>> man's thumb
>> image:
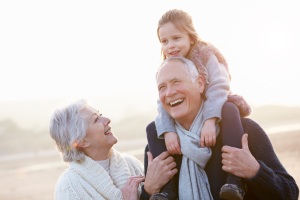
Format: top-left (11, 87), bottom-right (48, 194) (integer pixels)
top-left (147, 151), bottom-right (153, 164)
top-left (242, 133), bottom-right (249, 151)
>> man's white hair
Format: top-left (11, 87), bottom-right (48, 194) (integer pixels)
top-left (49, 99), bottom-right (88, 162)
top-left (156, 57), bottom-right (200, 82)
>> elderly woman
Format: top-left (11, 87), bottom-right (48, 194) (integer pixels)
top-left (49, 99), bottom-right (177, 200)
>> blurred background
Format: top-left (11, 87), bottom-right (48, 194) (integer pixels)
top-left (0, 0), bottom-right (299, 199)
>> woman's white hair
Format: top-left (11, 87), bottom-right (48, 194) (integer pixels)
top-left (156, 57), bottom-right (200, 82)
top-left (49, 99), bottom-right (88, 162)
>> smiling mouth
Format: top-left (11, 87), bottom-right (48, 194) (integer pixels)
top-left (170, 50), bottom-right (180, 56)
top-left (169, 99), bottom-right (184, 107)
top-left (104, 128), bottom-right (111, 135)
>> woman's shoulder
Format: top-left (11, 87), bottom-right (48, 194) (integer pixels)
top-left (55, 168), bottom-right (75, 191)
top-left (122, 153), bottom-right (142, 165)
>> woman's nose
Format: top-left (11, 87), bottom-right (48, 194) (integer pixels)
top-left (104, 117), bottom-right (111, 126)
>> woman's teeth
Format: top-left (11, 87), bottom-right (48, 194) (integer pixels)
top-left (104, 129), bottom-right (111, 135)
top-left (170, 99), bottom-right (184, 107)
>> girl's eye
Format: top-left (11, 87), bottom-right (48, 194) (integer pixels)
top-left (161, 40), bottom-right (167, 44)
top-left (174, 37), bottom-right (180, 40)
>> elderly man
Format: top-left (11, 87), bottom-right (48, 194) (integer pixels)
top-left (141, 57), bottom-right (299, 200)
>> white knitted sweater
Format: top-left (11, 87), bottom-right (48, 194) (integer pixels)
top-left (55, 148), bottom-right (144, 200)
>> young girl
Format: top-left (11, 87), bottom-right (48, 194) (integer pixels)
top-left (146, 9), bottom-right (252, 200)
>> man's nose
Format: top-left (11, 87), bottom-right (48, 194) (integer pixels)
top-left (166, 86), bottom-right (177, 97)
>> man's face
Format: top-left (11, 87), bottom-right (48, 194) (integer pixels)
top-left (157, 60), bottom-right (204, 126)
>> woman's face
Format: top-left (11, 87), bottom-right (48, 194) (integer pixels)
top-left (81, 106), bottom-right (118, 150)
top-left (159, 22), bottom-right (194, 58)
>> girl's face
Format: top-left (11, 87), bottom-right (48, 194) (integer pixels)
top-left (159, 22), bottom-right (194, 58)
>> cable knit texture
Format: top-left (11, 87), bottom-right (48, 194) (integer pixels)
top-left (191, 43), bottom-right (252, 117)
top-left (54, 148), bottom-right (144, 200)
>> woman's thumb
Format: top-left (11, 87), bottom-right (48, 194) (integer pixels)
top-left (242, 133), bottom-right (249, 151)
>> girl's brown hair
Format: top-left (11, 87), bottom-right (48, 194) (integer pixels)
top-left (157, 9), bottom-right (207, 60)
top-left (157, 9), bottom-right (230, 81)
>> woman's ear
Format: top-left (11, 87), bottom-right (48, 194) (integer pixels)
top-left (76, 139), bottom-right (90, 148)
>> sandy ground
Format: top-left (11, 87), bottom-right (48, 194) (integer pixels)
top-left (0, 130), bottom-right (299, 200)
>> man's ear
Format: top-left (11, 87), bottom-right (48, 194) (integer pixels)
top-left (75, 139), bottom-right (90, 148)
top-left (195, 75), bottom-right (205, 93)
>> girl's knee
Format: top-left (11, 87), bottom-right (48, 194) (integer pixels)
top-left (146, 121), bottom-right (157, 140)
top-left (222, 102), bottom-right (240, 119)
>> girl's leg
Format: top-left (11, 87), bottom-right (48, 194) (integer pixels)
top-left (146, 121), bottom-right (179, 200)
top-left (220, 102), bottom-right (247, 200)
top-left (146, 121), bottom-right (182, 171)
top-left (146, 121), bottom-right (168, 158)
top-left (221, 102), bottom-right (244, 148)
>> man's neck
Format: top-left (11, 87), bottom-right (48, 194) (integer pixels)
top-left (176, 100), bottom-right (203, 130)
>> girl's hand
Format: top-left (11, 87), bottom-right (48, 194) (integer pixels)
top-left (121, 175), bottom-right (145, 200)
top-left (200, 118), bottom-right (217, 148)
top-left (164, 132), bottom-right (182, 155)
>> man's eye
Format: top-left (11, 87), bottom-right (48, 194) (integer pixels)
top-left (159, 86), bottom-right (165, 91)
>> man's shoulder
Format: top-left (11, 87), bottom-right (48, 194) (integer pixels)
top-left (240, 118), bottom-right (265, 135)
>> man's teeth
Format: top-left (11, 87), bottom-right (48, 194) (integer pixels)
top-left (170, 99), bottom-right (184, 106)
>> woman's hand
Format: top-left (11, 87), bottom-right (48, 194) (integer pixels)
top-left (164, 131), bottom-right (182, 155)
top-left (121, 175), bottom-right (145, 200)
top-left (200, 118), bottom-right (217, 148)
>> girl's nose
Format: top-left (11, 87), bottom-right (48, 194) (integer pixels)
top-left (168, 41), bottom-right (175, 49)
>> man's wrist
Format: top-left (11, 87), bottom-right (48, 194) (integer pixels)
top-left (247, 160), bottom-right (261, 178)
top-left (144, 181), bottom-right (160, 196)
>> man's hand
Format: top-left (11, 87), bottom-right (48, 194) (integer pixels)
top-left (221, 133), bottom-right (260, 178)
top-left (121, 175), bottom-right (145, 200)
top-left (200, 118), bottom-right (217, 148)
top-left (144, 151), bottom-right (178, 196)
top-left (165, 131), bottom-right (182, 155)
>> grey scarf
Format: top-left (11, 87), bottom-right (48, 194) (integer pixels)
top-left (175, 101), bottom-right (220, 200)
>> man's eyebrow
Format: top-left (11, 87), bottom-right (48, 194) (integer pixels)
top-left (157, 77), bottom-right (180, 88)
top-left (171, 77), bottom-right (180, 81)
top-left (157, 82), bottom-right (165, 88)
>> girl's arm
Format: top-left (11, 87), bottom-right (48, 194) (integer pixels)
top-left (155, 99), bottom-right (181, 154)
top-left (202, 54), bottom-right (230, 124)
top-left (155, 98), bottom-right (176, 139)
top-left (200, 54), bottom-right (230, 147)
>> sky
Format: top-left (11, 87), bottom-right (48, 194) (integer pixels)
top-left (1, 0), bottom-right (300, 107)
